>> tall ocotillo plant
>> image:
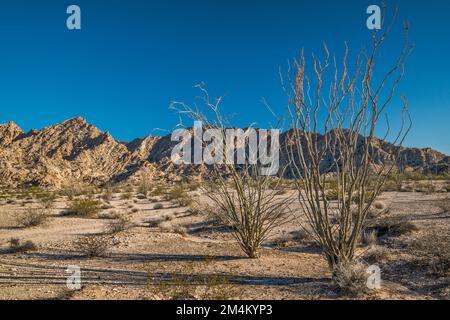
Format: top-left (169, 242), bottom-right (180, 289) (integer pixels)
top-left (283, 22), bottom-right (412, 269)
top-left (170, 84), bottom-right (293, 258)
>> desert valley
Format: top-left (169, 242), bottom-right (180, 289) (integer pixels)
top-left (0, 118), bottom-right (448, 300)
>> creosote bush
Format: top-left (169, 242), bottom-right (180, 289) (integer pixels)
top-left (64, 199), bottom-right (101, 217)
top-left (16, 208), bottom-right (48, 228)
top-left (74, 235), bottom-right (109, 257)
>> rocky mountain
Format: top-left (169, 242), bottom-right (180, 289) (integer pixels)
top-left (0, 117), bottom-right (448, 187)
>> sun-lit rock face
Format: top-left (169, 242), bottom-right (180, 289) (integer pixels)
top-left (0, 118), bottom-right (448, 187)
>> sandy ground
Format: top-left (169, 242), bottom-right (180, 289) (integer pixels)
top-left (0, 186), bottom-right (448, 300)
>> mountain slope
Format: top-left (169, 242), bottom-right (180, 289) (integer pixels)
top-left (0, 118), bottom-right (448, 187)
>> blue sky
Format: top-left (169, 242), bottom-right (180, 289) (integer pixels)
top-left (0, 0), bottom-right (449, 154)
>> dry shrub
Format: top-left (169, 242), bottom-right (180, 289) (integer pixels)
top-left (74, 235), bottom-right (109, 257)
top-left (148, 258), bottom-right (237, 300)
top-left (325, 186), bottom-right (340, 201)
top-left (367, 201), bottom-right (389, 218)
top-left (291, 229), bottom-right (311, 242)
top-left (97, 210), bottom-right (121, 220)
top-left (105, 215), bottom-right (132, 234)
top-left (16, 208), bottom-right (48, 228)
top-left (367, 217), bottom-right (419, 238)
top-left (120, 192), bottom-right (133, 200)
top-left (332, 262), bottom-right (370, 297)
top-left (153, 203), bottom-right (164, 210)
top-left (2, 238), bottom-right (37, 254)
top-left (136, 193), bottom-right (147, 200)
top-left (166, 186), bottom-right (192, 207)
top-left (37, 193), bottom-right (57, 209)
top-left (151, 185), bottom-right (167, 197)
top-left (65, 199), bottom-right (101, 217)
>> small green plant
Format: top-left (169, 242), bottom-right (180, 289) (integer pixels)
top-left (65, 199), bottom-right (101, 217)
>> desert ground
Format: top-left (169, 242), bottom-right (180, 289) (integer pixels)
top-left (0, 180), bottom-right (449, 300)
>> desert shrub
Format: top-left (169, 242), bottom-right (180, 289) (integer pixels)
top-left (101, 187), bottom-right (113, 201)
top-left (74, 235), bottom-right (109, 257)
top-left (150, 185), bottom-right (166, 197)
top-left (325, 186), bottom-right (340, 201)
top-left (136, 193), bottom-right (147, 200)
top-left (148, 258), bottom-right (237, 300)
top-left (332, 262), bottom-right (370, 297)
top-left (173, 225), bottom-right (187, 236)
top-left (2, 238), bottom-right (37, 254)
top-left (291, 229), bottom-right (311, 242)
top-left (97, 210), bottom-right (121, 220)
top-left (367, 217), bottom-right (419, 238)
top-left (120, 192), bottom-right (133, 200)
top-left (415, 182), bottom-right (436, 194)
top-left (16, 208), bottom-right (48, 228)
top-left (153, 203), bottom-right (164, 210)
top-left (65, 199), bottom-right (101, 217)
top-left (367, 201), bottom-right (389, 218)
top-left (37, 193), bottom-right (57, 209)
top-left (157, 221), bottom-right (174, 232)
top-left (105, 215), bottom-right (131, 234)
top-left (165, 186), bottom-right (192, 207)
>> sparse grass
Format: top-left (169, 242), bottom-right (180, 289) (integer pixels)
top-left (363, 245), bottom-right (389, 264)
top-left (74, 235), bottom-right (109, 257)
top-left (147, 258), bottom-right (237, 300)
top-left (64, 199), bottom-right (101, 217)
top-left (16, 208), bottom-right (48, 228)
top-left (409, 234), bottom-right (450, 278)
top-left (361, 230), bottom-right (378, 247)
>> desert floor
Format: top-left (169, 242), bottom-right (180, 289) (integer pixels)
top-left (0, 184), bottom-right (449, 300)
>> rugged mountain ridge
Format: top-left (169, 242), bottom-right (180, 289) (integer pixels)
top-left (0, 117), bottom-right (448, 187)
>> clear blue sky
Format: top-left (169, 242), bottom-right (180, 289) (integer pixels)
top-left (0, 0), bottom-right (449, 154)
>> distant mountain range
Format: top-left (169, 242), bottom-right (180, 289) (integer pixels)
top-left (0, 117), bottom-right (448, 187)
